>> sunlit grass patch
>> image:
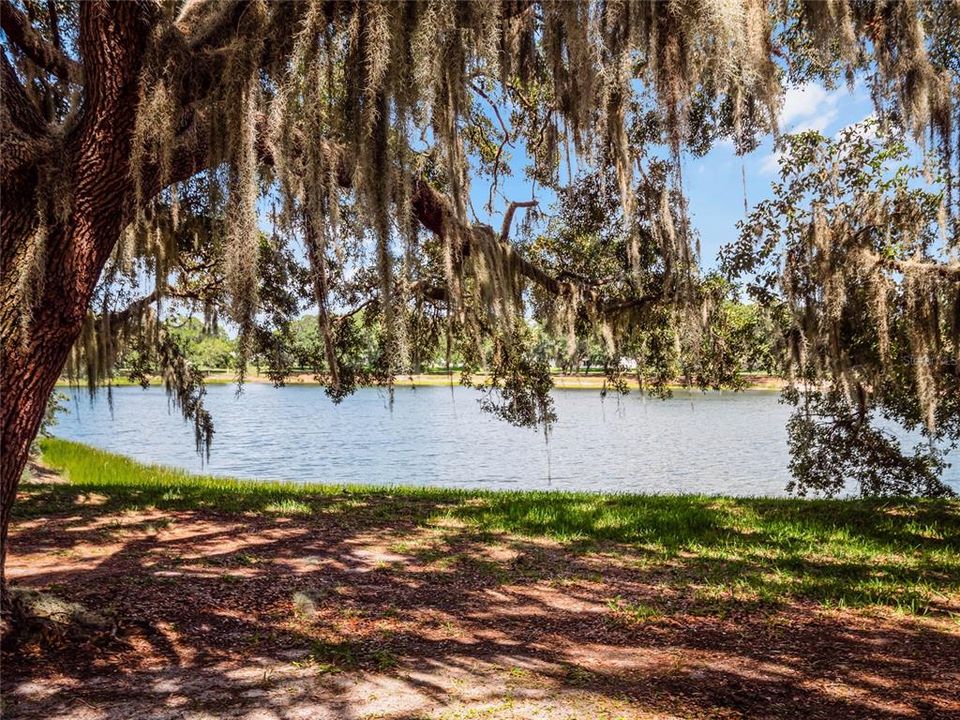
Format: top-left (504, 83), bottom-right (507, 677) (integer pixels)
top-left (606, 596), bottom-right (662, 623)
top-left (264, 499), bottom-right (313, 515)
top-left (25, 438), bottom-right (960, 615)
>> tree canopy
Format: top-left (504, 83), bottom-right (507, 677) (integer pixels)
top-left (1, 0), bottom-right (958, 508)
top-left (726, 122), bottom-right (959, 496)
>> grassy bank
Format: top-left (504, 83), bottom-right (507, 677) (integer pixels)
top-left (23, 437), bottom-right (960, 615)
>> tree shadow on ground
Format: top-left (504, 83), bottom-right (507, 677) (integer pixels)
top-left (3, 481), bottom-right (959, 719)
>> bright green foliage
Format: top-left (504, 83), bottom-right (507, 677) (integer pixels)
top-left (165, 316), bottom-right (236, 370)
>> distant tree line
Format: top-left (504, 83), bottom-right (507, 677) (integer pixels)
top-left (119, 297), bottom-right (781, 382)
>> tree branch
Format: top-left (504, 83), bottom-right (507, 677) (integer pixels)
top-left (865, 250), bottom-right (960, 278)
top-left (175, 0), bottom-right (254, 50)
top-left (407, 280), bottom-right (448, 303)
top-left (105, 288), bottom-right (162, 326)
top-left (500, 200), bottom-right (538, 242)
top-left (1, 0), bottom-right (82, 83)
top-left (0, 51), bottom-right (51, 179)
top-left (45, 0), bottom-right (62, 55)
top-left (852, 225), bottom-right (960, 278)
top-left (335, 297), bottom-right (377, 324)
top-left (100, 278), bottom-right (223, 329)
top-left (601, 294), bottom-right (661, 315)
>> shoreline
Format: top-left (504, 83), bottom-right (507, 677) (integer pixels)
top-left (56, 371), bottom-right (786, 391)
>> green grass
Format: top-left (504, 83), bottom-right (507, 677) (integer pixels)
top-left (54, 373), bottom-right (237, 388)
top-left (22, 438), bottom-right (960, 614)
top-left (607, 596), bottom-right (662, 623)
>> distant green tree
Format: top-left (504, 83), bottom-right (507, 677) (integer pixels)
top-left (717, 300), bottom-right (784, 376)
top-left (281, 312), bottom-right (381, 376)
top-left (166, 317), bottom-right (236, 370)
top-left (286, 315), bottom-right (323, 372)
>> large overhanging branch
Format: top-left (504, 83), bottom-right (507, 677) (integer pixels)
top-left (409, 176), bottom-right (663, 315)
top-left (96, 278), bottom-right (223, 330)
top-left (144, 113), bottom-right (584, 304)
top-left (0, 0), bottom-right (82, 83)
top-left (142, 111), bottom-right (663, 322)
top-left (839, 224), bottom-right (960, 279)
top-left (873, 253), bottom-right (960, 279)
top-left (98, 287), bottom-right (163, 328)
top-left (408, 177), bottom-right (566, 297)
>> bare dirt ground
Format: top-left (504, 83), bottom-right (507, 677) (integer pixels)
top-left (2, 480), bottom-right (958, 719)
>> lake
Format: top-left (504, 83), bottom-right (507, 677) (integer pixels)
top-left (51, 383), bottom-right (960, 496)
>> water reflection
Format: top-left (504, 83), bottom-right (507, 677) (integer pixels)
top-left (54, 383), bottom-right (959, 496)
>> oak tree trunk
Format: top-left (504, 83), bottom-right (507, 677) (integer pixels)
top-left (0, 1), bottom-right (152, 589)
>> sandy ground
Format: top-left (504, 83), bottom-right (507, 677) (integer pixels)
top-left (2, 480), bottom-right (958, 719)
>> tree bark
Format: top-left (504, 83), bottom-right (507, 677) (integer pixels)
top-left (0, 1), bottom-right (153, 588)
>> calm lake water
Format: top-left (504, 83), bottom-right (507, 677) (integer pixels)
top-left (53, 383), bottom-right (960, 496)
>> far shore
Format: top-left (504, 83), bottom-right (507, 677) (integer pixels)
top-left (56, 371), bottom-right (786, 391)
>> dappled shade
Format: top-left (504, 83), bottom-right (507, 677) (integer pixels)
top-left (5, 444), bottom-right (959, 718)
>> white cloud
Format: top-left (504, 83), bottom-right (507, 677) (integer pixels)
top-left (757, 83), bottom-right (852, 174)
top-left (759, 151), bottom-right (782, 175)
top-left (793, 107), bottom-right (839, 133)
top-left (779, 83), bottom-right (843, 133)
top-left (833, 113), bottom-right (878, 141)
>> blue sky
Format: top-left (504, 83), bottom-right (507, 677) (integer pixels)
top-left (467, 81), bottom-right (878, 270)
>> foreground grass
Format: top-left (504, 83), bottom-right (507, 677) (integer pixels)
top-left (22, 438), bottom-right (960, 615)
